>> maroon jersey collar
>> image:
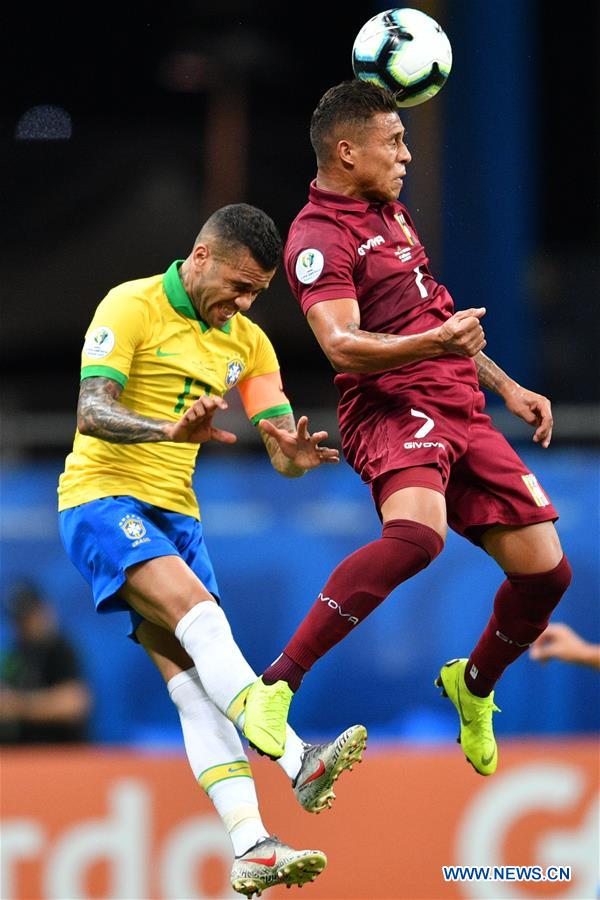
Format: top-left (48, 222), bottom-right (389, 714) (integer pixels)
top-left (309, 179), bottom-right (375, 212)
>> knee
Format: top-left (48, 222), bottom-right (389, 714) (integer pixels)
top-left (385, 518), bottom-right (445, 555)
top-left (383, 518), bottom-right (445, 574)
top-left (545, 553), bottom-right (573, 596)
top-left (500, 554), bottom-right (573, 633)
top-left (507, 553), bottom-right (572, 600)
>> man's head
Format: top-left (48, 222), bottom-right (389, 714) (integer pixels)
top-left (182, 204), bottom-right (282, 328)
top-left (4, 582), bottom-right (55, 641)
top-left (310, 80), bottom-right (411, 203)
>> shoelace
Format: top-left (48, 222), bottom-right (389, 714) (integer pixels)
top-left (260, 684), bottom-right (292, 726)
top-left (474, 701), bottom-right (501, 739)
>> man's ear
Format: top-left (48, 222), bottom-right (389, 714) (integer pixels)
top-left (192, 242), bottom-right (211, 269)
top-left (338, 139), bottom-right (355, 166)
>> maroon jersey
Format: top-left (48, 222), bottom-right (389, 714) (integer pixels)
top-left (285, 182), bottom-right (557, 537)
top-left (284, 180), bottom-right (478, 405)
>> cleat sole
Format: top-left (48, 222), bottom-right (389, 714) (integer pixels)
top-left (233, 854), bottom-right (326, 896)
top-left (248, 740), bottom-right (282, 762)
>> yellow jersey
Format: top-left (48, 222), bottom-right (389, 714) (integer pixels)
top-left (58, 260), bottom-right (292, 518)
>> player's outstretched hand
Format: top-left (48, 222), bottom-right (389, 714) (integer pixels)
top-left (530, 623), bottom-right (600, 670)
top-left (258, 415), bottom-right (340, 470)
top-left (436, 308), bottom-right (487, 357)
top-left (168, 396), bottom-right (237, 445)
top-left (504, 385), bottom-right (553, 448)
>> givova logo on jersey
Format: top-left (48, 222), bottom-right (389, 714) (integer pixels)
top-left (404, 408), bottom-right (446, 449)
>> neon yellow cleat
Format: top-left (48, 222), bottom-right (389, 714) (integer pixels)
top-left (242, 677), bottom-right (293, 759)
top-left (435, 658), bottom-right (500, 776)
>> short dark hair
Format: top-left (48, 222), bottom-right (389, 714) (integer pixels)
top-left (198, 203), bottom-right (282, 271)
top-left (310, 80), bottom-right (399, 164)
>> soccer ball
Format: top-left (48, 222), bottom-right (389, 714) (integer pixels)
top-left (352, 7), bottom-right (452, 108)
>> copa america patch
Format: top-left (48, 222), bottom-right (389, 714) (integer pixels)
top-left (295, 248), bottom-right (324, 284)
top-left (119, 515), bottom-right (147, 541)
top-left (83, 326), bottom-right (115, 359)
top-left (225, 358), bottom-right (244, 387)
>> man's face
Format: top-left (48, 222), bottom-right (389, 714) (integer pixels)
top-left (347, 111), bottom-right (411, 202)
top-left (188, 247), bottom-right (275, 329)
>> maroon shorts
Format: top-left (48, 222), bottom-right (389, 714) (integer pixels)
top-left (340, 382), bottom-right (558, 545)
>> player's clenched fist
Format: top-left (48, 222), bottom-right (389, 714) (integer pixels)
top-left (436, 307), bottom-right (486, 357)
top-left (167, 396), bottom-right (237, 444)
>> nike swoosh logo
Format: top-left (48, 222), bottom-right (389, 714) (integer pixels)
top-left (481, 749), bottom-right (496, 767)
top-left (298, 759), bottom-right (325, 788)
top-left (245, 852), bottom-right (276, 866)
top-left (156, 347), bottom-right (180, 357)
top-left (228, 765), bottom-right (247, 774)
top-left (456, 679), bottom-right (472, 726)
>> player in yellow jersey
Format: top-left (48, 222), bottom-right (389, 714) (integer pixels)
top-left (58, 204), bottom-right (367, 899)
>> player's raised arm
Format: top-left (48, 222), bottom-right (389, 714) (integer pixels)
top-left (258, 413), bottom-right (339, 478)
top-left (474, 352), bottom-right (554, 448)
top-left (236, 365), bottom-right (338, 475)
top-left (307, 298), bottom-right (486, 373)
top-left (77, 376), bottom-right (236, 445)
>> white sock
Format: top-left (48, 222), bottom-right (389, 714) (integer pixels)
top-left (174, 602), bottom-right (256, 722)
top-left (174, 602), bottom-right (308, 781)
top-left (279, 727), bottom-right (306, 781)
top-left (168, 668), bottom-right (269, 856)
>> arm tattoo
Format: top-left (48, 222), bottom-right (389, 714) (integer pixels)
top-left (474, 352), bottom-right (514, 396)
top-left (346, 322), bottom-right (395, 343)
top-left (258, 413), bottom-right (305, 478)
top-left (77, 377), bottom-right (170, 443)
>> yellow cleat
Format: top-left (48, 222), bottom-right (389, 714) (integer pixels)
top-left (435, 658), bottom-right (500, 776)
top-left (243, 677), bottom-right (293, 759)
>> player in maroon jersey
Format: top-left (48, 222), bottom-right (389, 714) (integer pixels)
top-left (243, 81), bottom-right (572, 775)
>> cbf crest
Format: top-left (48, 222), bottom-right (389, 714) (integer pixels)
top-left (225, 358), bottom-right (244, 387)
top-left (119, 515), bottom-right (147, 541)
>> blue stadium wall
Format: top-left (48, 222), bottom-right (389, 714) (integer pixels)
top-left (1, 448), bottom-right (598, 744)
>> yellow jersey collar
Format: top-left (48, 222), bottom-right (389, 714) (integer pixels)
top-left (163, 260), bottom-right (232, 334)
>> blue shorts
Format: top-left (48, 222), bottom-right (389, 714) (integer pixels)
top-left (59, 496), bottom-right (220, 638)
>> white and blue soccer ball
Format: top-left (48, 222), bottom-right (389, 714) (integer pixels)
top-left (352, 7), bottom-right (452, 107)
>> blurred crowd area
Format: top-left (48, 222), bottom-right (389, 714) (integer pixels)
top-left (2, 1), bottom-right (599, 459)
top-left (1, 452), bottom-right (599, 746)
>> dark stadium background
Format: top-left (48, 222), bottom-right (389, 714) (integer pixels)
top-left (3, 0), bottom-right (599, 429)
top-left (2, 1), bottom-right (599, 746)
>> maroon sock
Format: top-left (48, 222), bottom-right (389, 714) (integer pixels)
top-left (465, 554), bottom-right (572, 697)
top-left (263, 519), bottom-right (444, 690)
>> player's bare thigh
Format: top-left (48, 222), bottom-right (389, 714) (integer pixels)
top-left (380, 487), bottom-right (448, 541)
top-left (482, 521), bottom-right (564, 574)
top-left (136, 618), bottom-right (194, 683)
top-left (120, 555), bottom-right (216, 632)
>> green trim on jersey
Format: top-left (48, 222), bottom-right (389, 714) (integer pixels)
top-left (163, 260), bottom-right (231, 335)
top-left (81, 365), bottom-right (128, 387)
top-left (250, 403), bottom-right (293, 426)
